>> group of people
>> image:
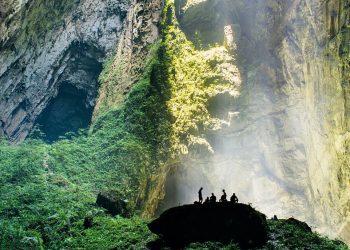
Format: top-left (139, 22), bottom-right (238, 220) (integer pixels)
top-left (197, 187), bottom-right (238, 204)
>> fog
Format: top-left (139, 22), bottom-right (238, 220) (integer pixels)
top-left (163, 0), bottom-right (324, 227)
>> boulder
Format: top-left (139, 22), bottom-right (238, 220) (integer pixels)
top-left (83, 216), bottom-right (94, 229)
top-left (148, 202), bottom-right (268, 248)
top-left (96, 192), bottom-right (129, 217)
top-left (285, 218), bottom-right (312, 232)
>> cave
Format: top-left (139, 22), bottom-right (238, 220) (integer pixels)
top-left (36, 84), bottom-right (94, 142)
top-left (33, 42), bottom-right (104, 142)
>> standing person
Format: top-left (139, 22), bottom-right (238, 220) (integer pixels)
top-left (198, 187), bottom-right (203, 204)
top-left (210, 193), bottom-right (217, 203)
top-left (220, 189), bottom-right (227, 202)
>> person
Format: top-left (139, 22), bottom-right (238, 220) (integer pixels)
top-left (230, 193), bottom-right (238, 203)
top-left (203, 197), bottom-right (210, 204)
top-left (220, 189), bottom-right (227, 202)
top-left (210, 193), bottom-right (216, 203)
top-left (198, 187), bottom-right (203, 204)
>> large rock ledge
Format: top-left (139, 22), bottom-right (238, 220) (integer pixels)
top-left (148, 203), bottom-right (268, 248)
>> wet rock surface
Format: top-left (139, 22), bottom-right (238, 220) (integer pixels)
top-left (158, 0), bottom-right (350, 244)
top-left (148, 203), bottom-right (268, 248)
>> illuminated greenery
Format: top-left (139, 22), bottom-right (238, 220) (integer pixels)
top-left (0, 0), bottom-right (348, 249)
top-left (161, 1), bottom-right (240, 156)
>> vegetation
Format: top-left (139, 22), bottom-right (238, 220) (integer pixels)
top-left (0, 0), bottom-right (349, 249)
top-left (11, 0), bottom-right (77, 50)
top-left (179, 220), bottom-right (349, 249)
top-left (160, 0), bottom-right (240, 156)
top-left (0, 39), bottom-right (171, 249)
top-left (262, 220), bottom-right (348, 250)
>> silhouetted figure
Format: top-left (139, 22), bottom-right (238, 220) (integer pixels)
top-left (203, 197), bottom-right (209, 204)
top-left (230, 193), bottom-right (238, 203)
top-left (210, 193), bottom-right (216, 203)
top-left (220, 189), bottom-right (227, 202)
top-left (198, 187), bottom-right (203, 204)
top-left (273, 215), bottom-right (278, 220)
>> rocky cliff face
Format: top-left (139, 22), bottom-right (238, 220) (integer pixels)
top-left (1, 0), bottom-right (350, 244)
top-left (0, 0), bottom-right (129, 141)
top-left (94, 0), bottom-right (162, 115)
top-left (155, 0), bottom-right (350, 244)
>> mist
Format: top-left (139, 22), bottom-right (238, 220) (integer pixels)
top-left (162, 0), bottom-right (347, 240)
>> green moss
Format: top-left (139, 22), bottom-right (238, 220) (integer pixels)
top-left (1, 0), bottom-right (349, 249)
top-left (13, 0), bottom-right (76, 50)
top-left (160, 1), bottom-right (240, 156)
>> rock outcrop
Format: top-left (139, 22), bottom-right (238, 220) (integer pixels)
top-left (153, 0), bottom-right (350, 244)
top-left (93, 0), bottom-right (163, 115)
top-left (0, 0), bottom-right (129, 141)
top-left (285, 217), bottom-right (312, 233)
top-left (148, 203), bottom-right (268, 248)
top-left (96, 191), bottom-right (130, 217)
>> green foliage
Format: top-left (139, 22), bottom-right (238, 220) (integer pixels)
top-left (67, 216), bottom-right (155, 249)
top-left (160, 2), bottom-right (240, 156)
top-left (1, 0), bottom-right (349, 249)
top-left (13, 0), bottom-right (76, 50)
top-left (261, 220), bottom-right (349, 250)
top-left (185, 241), bottom-right (240, 250)
top-left (0, 40), bottom-right (171, 248)
top-left (0, 140), bottom-right (46, 185)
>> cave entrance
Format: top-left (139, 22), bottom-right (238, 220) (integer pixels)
top-left (34, 42), bottom-right (104, 142)
top-left (36, 84), bottom-right (93, 142)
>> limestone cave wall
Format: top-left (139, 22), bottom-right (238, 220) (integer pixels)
top-left (1, 0), bottom-right (350, 244)
top-left (0, 0), bottom-right (129, 141)
top-left (156, 0), bottom-right (350, 243)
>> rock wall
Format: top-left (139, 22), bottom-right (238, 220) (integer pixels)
top-left (94, 0), bottom-right (162, 115)
top-left (1, 0), bottom-right (350, 244)
top-left (0, 0), bottom-right (129, 141)
top-left (157, 0), bottom-right (350, 243)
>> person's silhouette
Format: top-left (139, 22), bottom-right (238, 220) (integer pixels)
top-left (230, 193), bottom-right (238, 203)
top-left (210, 193), bottom-right (216, 202)
top-left (198, 187), bottom-right (203, 204)
top-left (203, 197), bottom-right (209, 204)
top-left (220, 189), bottom-right (227, 202)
